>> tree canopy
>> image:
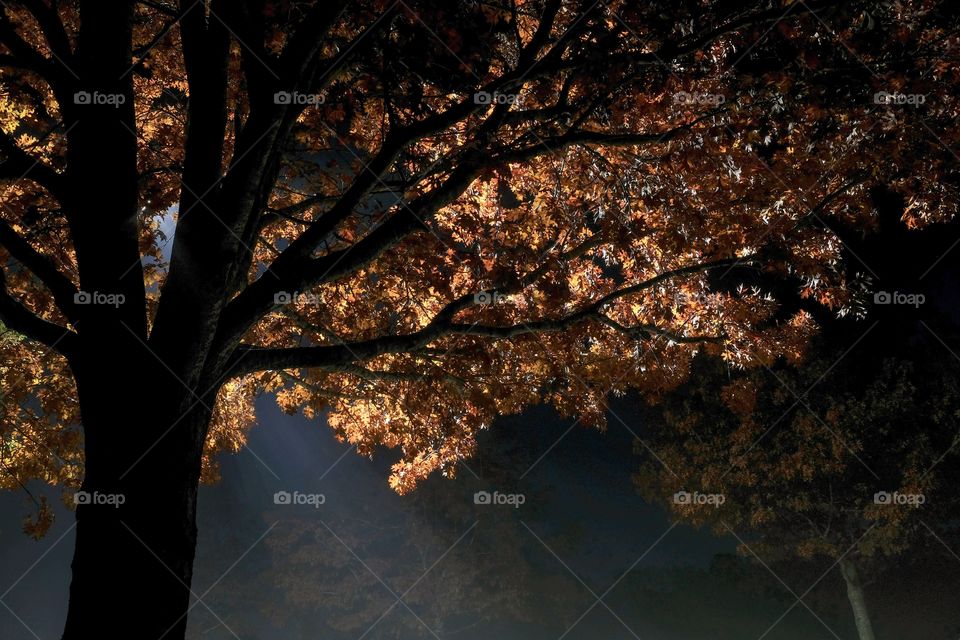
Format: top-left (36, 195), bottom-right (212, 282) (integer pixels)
top-left (1, 0), bottom-right (958, 523)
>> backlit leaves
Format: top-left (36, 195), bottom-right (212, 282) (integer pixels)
top-left (1, 1), bottom-right (958, 517)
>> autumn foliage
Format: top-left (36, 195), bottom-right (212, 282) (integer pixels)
top-left (0, 0), bottom-right (958, 525)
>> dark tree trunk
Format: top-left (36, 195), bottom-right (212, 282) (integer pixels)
top-left (61, 352), bottom-right (215, 640)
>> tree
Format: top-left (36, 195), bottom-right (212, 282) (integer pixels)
top-left (0, 1), bottom-right (957, 637)
top-left (248, 474), bottom-right (570, 638)
top-left (635, 336), bottom-right (960, 640)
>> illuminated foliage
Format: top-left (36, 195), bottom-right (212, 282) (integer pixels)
top-left (0, 0), bottom-right (957, 528)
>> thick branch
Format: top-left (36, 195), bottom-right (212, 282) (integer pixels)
top-left (0, 217), bottom-right (79, 322)
top-left (0, 5), bottom-right (68, 92)
top-left (0, 128), bottom-right (67, 198)
top-left (226, 256), bottom-right (750, 376)
top-left (0, 266), bottom-right (75, 353)
top-left (318, 362), bottom-right (465, 388)
top-left (62, 0), bottom-right (147, 340)
top-left (276, 0), bottom-right (353, 87)
top-left (494, 110), bottom-right (723, 166)
top-left (21, 0), bottom-right (73, 63)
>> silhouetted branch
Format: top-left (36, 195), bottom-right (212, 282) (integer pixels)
top-left (227, 256), bottom-right (749, 376)
top-left (0, 265), bottom-right (76, 353)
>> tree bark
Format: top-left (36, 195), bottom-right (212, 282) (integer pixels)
top-left (61, 353), bottom-right (214, 640)
top-left (839, 557), bottom-right (877, 640)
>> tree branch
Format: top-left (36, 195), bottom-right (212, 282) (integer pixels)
top-left (493, 110), bottom-right (724, 166)
top-left (0, 5), bottom-right (68, 91)
top-left (0, 265), bottom-right (75, 353)
top-left (218, 106), bottom-right (709, 356)
top-left (0, 217), bottom-right (78, 322)
top-left (0, 128), bottom-right (67, 198)
top-left (20, 0), bottom-right (73, 64)
top-left (226, 255), bottom-right (751, 376)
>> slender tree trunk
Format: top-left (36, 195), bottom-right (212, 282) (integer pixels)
top-left (61, 354), bottom-right (214, 640)
top-left (839, 557), bottom-right (877, 640)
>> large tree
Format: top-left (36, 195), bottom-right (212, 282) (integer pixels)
top-left (0, 1), bottom-right (956, 637)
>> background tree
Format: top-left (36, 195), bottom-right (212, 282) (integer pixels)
top-left (0, 0), bottom-right (957, 637)
top-left (250, 472), bottom-right (570, 638)
top-left (635, 333), bottom-right (960, 640)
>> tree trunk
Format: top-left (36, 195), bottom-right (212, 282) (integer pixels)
top-left (61, 356), bottom-right (214, 640)
top-left (839, 557), bottom-right (877, 640)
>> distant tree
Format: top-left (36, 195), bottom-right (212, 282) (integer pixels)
top-left (0, 1), bottom-right (956, 637)
top-left (636, 338), bottom-right (960, 640)
top-left (250, 488), bottom-right (566, 639)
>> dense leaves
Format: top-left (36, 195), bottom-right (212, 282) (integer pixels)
top-left (0, 0), bottom-right (958, 534)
